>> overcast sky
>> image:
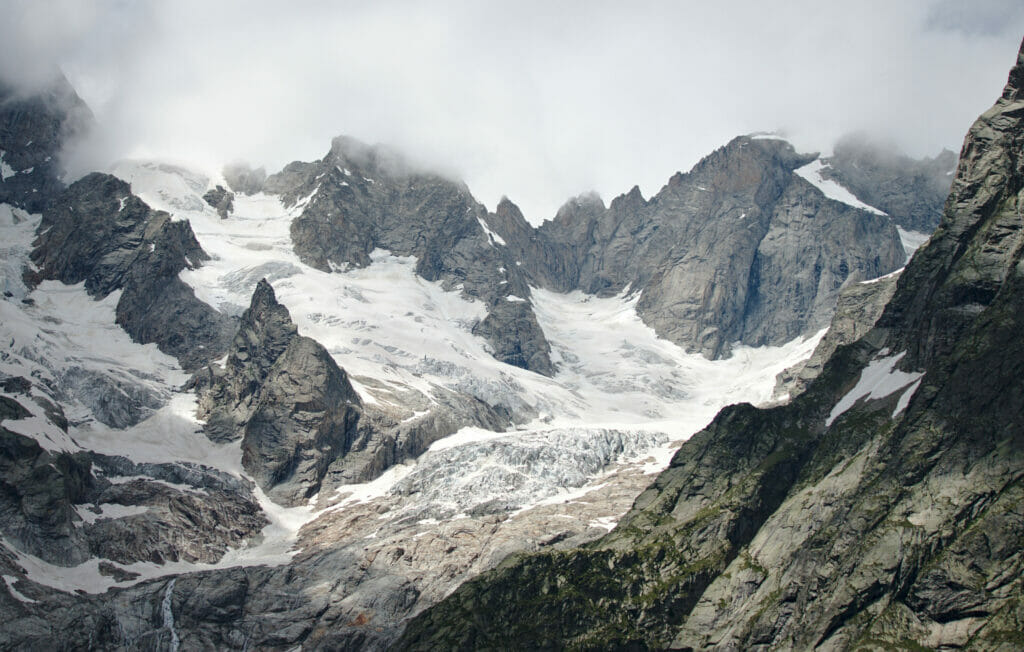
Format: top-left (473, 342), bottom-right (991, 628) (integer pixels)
top-left (2, 0), bottom-right (1023, 222)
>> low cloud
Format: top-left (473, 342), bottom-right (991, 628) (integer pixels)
top-left (4, 0), bottom-right (1023, 223)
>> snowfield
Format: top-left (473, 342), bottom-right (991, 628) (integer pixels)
top-left (0, 159), bottom-right (828, 591)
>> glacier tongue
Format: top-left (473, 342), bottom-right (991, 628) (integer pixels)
top-left (388, 427), bottom-right (669, 522)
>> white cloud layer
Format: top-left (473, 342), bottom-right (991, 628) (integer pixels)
top-left (3, 0), bottom-right (1023, 222)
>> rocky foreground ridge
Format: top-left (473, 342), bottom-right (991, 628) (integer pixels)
top-left (398, 38), bottom-right (1024, 650)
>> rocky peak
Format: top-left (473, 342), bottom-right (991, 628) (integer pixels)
top-left (327, 134), bottom-right (393, 174)
top-left (225, 279), bottom-right (298, 391)
top-left (669, 136), bottom-right (815, 191)
top-left (487, 196), bottom-right (533, 240)
top-left (282, 135), bottom-right (556, 376)
top-left (197, 278), bottom-right (300, 441)
top-left (530, 132), bottom-right (901, 357)
top-left (1003, 39), bottom-right (1024, 100)
top-left (557, 190), bottom-right (607, 216)
top-left (820, 133), bottom-right (957, 233)
top-left (607, 186), bottom-right (644, 213)
top-left (29, 172), bottom-right (232, 369)
top-left (0, 72), bottom-right (93, 213)
top-left (196, 278), bottom-right (364, 504)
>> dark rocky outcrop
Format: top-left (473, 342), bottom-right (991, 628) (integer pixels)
top-left (0, 419), bottom-right (266, 568)
top-left (322, 384), bottom-right (512, 489)
top-left (202, 184), bottom-right (234, 218)
top-left (195, 279), bottom-right (363, 505)
top-left (397, 38), bottom-right (1024, 651)
top-left (470, 298), bottom-right (553, 374)
top-left (57, 366), bottom-right (165, 429)
top-left (279, 136), bottom-right (554, 375)
top-left (487, 136), bottom-right (905, 358)
top-left (0, 73), bottom-right (93, 213)
top-left (823, 133), bottom-right (957, 233)
top-left (29, 173), bottom-right (234, 369)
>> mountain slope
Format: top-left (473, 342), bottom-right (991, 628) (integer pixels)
top-left (487, 136), bottom-right (905, 358)
top-left (269, 136), bottom-right (556, 375)
top-left (0, 58), bottom-right (962, 649)
top-left (823, 133), bottom-right (957, 234)
top-left (397, 37), bottom-right (1024, 651)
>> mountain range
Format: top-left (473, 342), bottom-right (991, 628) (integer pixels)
top-left (0, 36), bottom-right (1014, 652)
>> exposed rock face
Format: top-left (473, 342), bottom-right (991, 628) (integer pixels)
top-left (397, 38), bottom-right (1024, 650)
top-left (823, 133), bottom-right (957, 233)
top-left (58, 366), bottom-right (165, 429)
top-left (321, 384), bottom-right (511, 488)
top-left (269, 132), bottom-right (906, 367)
top-left (195, 279), bottom-right (362, 505)
top-left (774, 272), bottom-right (900, 399)
top-left (279, 136), bottom-right (555, 376)
top-left (0, 74), bottom-right (93, 213)
top-left (487, 136), bottom-right (906, 358)
top-left (470, 298), bottom-right (553, 373)
top-left (0, 415), bottom-right (266, 569)
top-left (0, 56), bottom-right (984, 652)
top-left (202, 184), bottom-right (234, 218)
top-left (29, 173), bottom-right (233, 369)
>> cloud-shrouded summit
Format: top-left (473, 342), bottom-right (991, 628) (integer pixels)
top-left (3, 0), bottom-right (1023, 223)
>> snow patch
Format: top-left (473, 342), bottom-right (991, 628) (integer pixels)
top-left (0, 151), bottom-right (15, 180)
top-left (331, 462), bottom-right (416, 509)
top-left (2, 575), bottom-right (36, 603)
top-left (74, 503), bottom-right (149, 525)
top-left (477, 217), bottom-right (507, 246)
top-left (750, 133), bottom-right (789, 142)
top-left (897, 226), bottom-right (930, 261)
top-left (794, 159), bottom-right (887, 215)
top-left (893, 378), bottom-right (922, 419)
top-left (860, 267), bottom-right (904, 285)
top-left (589, 515), bottom-right (618, 531)
top-left (826, 352), bottom-right (924, 426)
